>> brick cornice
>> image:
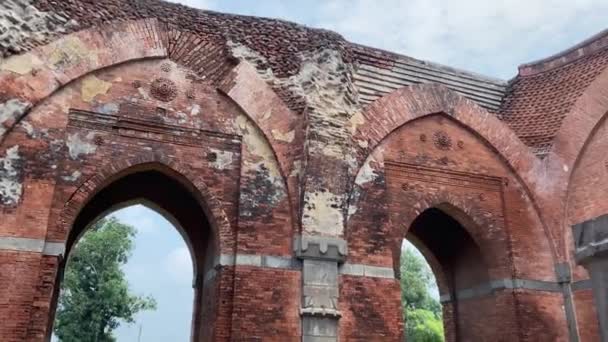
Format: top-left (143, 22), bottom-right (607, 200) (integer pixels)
top-left (518, 29), bottom-right (608, 76)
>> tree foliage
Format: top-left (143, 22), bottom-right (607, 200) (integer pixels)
top-left (54, 217), bottom-right (156, 342)
top-left (401, 246), bottom-right (444, 341)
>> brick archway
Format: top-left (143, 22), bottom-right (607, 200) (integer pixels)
top-left (552, 66), bottom-right (608, 257)
top-left (350, 85), bottom-right (557, 261)
top-left (54, 156), bottom-right (232, 251)
top-left (27, 157), bottom-right (235, 341)
top-left (0, 20), bottom-right (300, 232)
top-left (402, 205), bottom-right (497, 342)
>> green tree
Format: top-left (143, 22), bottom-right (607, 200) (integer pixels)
top-left (406, 308), bottom-right (444, 342)
top-left (54, 217), bottom-right (156, 342)
top-left (401, 246), bottom-right (444, 341)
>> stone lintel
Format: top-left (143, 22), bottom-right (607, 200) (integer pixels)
top-left (0, 236), bottom-right (65, 256)
top-left (294, 235), bottom-right (347, 263)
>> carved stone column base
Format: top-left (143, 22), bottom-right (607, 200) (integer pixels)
top-left (295, 235), bottom-right (347, 342)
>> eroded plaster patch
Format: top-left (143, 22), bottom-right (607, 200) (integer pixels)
top-left (209, 148), bottom-right (234, 170)
top-left (355, 151), bottom-right (383, 186)
top-left (48, 35), bottom-right (96, 70)
top-left (271, 129), bottom-right (295, 143)
top-left (233, 40), bottom-right (363, 236)
top-left (190, 104), bottom-right (201, 116)
top-left (21, 121), bottom-right (35, 137)
top-left (0, 53), bottom-right (43, 74)
top-left (0, 0), bottom-right (76, 59)
top-left (301, 191), bottom-right (345, 236)
top-left (349, 111), bottom-right (365, 134)
top-left (234, 114), bottom-right (286, 212)
top-left (0, 145), bottom-right (23, 205)
top-left (66, 132), bottom-right (97, 160)
top-left (81, 75), bottom-right (112, 102)
top-left (62, 170), bottom-right (81, 182)
top-left (349, 148), bottom-right (384, 220)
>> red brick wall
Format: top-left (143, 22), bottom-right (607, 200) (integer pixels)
top-left (230, 267), bottom-right (301, 341)
top-left (566, 111), bottom-right (608, 341)
top-left (339, 276), bottom-right (404, 341)
top-left (0, 54), bottom-right (299, 341)
top-left (573, 290), bottom-right (600, 342)
top-left (0, 16), bottom-right (601, 341)
top-left (346, 113), bottom-right (564, 340)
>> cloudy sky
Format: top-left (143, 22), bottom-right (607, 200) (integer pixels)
top-left (64, 1), bottom-right (608, 341)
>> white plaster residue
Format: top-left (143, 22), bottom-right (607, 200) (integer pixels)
top-left (349, 111), bottom-right (365, 134)
top-left (0, 98), bottom-right (31, 137)
top-left (347, 205), bottom-right (357, 221)
top-left (357, 139), bottom-right (368, 148)
top-left (66, 132), bottom-right (97, 160)
top-left (209, 148), bottom-right (234, 170)
top-left (0, 53), bottom-right (43, 74)
top-left (355, 150), bottom-right (384, 186)
top-left (301, 191), bottom-right (345, 236)
top-left (176, 111), bottom-right (188, 124)
top-left (0, 145), bottom-right (22, 205)
top-left (94, 102), bottom-right (119, 115)
top-left (62, 170), bottom-right (81, 182)
top-left (261, 110), bottom-right (272, 121)
top-left (229, 42), bottom-right (360, 136)
top-left (290, 160), bottom-right (302, 178)
top-left (271, 129), bottom-right (295, 143)
top-left (190, 104), bottom-right (201, 116)
top-left (137, 87), bottom-right (150, 100)
top-left (21, 121), bottom-right (35, 137)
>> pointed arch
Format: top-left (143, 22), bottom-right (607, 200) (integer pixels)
top-left (349, 84), bottom-right (559, 261)
top-left (55, 154), bottom-right (232, 250)
top-left (352, 84), bottom-right (539, 189)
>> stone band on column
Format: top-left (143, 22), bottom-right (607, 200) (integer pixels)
top-left (295, 235), bottom-right (347, 342)
top-left (294, 235), bottom-right (347, 262)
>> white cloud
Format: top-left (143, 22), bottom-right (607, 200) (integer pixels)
top-left (315, 0), bottom-right (608, 78)
top-left (164, 246), bottom-right (194, 285)
top-left (111, 204), bottom-right (172, 234)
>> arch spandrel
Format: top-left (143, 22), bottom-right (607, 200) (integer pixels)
top-left (348, 113), bottom-right (557, 282)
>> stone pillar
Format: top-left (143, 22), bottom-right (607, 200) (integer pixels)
top-left (573, 214), bottom-right (608, 342)
top-left (294, 235), bottom-right (347, 342)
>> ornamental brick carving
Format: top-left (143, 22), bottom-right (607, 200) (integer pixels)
top-left (160, 62), bottom-right (172, 72)
top-left (433, 131), bottom-right (452, 150)
top-left (150, 77), bottom-right (178, 102)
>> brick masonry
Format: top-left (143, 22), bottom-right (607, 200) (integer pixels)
top-left (0, 2), bottom-right (607, 341)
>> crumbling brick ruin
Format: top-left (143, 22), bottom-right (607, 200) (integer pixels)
top-left (1, 1), bottom-right (607, 341)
